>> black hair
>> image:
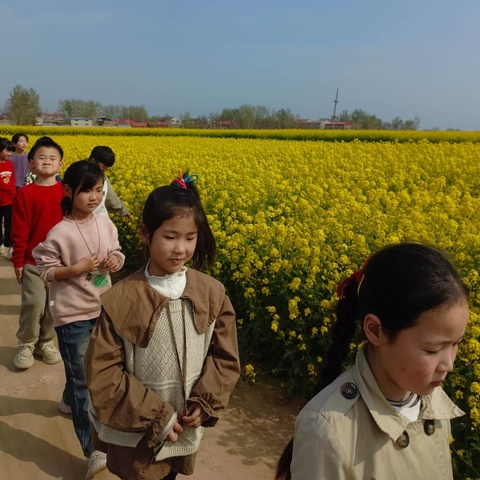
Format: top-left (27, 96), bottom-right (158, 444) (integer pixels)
top-left (12, 133), bottom-right (29, 144)
top-left (60, 160), bottom-right (104, 216)
top-left (28, 136), bottom-right (64, 161)
top-left (275, 242), bottom-right (468, 480)
top-left (0, 137), bottom-right (15, 153)
top-left (142, 174), bottom-right (216, 271)
top-left (89, 146), bottom-right (115, 167)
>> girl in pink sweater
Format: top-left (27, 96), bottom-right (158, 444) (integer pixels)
top-left (33, 160), bottom-right (125, 480)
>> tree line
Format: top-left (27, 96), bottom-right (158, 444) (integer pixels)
top-left (2, 84), bottom-right (421, 130)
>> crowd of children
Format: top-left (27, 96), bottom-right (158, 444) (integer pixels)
top-left (1, 132), bottom-right (471, 480)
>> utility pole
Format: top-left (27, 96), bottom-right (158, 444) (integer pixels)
top-left (331, 88), bottom-right (339, 130)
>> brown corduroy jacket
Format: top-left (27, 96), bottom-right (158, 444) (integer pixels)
top-left (85, 267), bottom-right (240, 480)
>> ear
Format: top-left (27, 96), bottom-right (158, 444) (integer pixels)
top-left (363, 314), bottom-right (387, 347)
top-left (139, 224), bottom-right (149, 244)
top-left (63, 184), bottom-right (72, 198)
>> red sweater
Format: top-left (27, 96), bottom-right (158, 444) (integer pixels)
top-left (11, 182), bottom-right (64, 269)
top-left (0, 160), bottom-right (16, 206)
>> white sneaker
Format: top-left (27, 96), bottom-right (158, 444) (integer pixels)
top-left (14, 342), bottom-right (35, 369)
top-left (86, 450), bottom-right (107, 479)
top-left (6, 247), bottom-right (13, 259)
top-left (35, 341), bottom-right (62, 365)
top-left (58, 399), bottom-right (72, 415)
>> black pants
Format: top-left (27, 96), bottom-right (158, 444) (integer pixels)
top-left (0, 204), bottom-right (12, 247)
top-left (162, 473), bottom-right (178, 480)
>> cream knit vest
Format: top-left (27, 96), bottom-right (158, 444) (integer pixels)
top-left (90, 298), bottom-right (216, 461)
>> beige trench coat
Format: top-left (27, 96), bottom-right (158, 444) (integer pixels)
top-left (291, 349), bottom-right (463, 480)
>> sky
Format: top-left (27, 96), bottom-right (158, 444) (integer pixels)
top-left (1, 0), bottom-right (480, 130)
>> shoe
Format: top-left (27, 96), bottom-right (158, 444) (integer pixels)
top-left (35, 341), bottom-right (62, 365)
top-left (86, 450), bottom-right (107, 479)
top-left (14, 342), bottom-right (35, 369)
top-left (6, 247), bottom-right (13, 260)
top-left (0, 244), bottom-right (4, 254)
top-left (58, 399), bottom-right (72, 415)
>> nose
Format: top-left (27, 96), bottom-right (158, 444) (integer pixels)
top-left (438, 347), bottom-right (456, 373)
top-left (173, 239), bottom-right (186, 254)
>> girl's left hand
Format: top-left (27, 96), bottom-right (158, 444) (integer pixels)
top-left (181, 405), bottom-right (208, 429)
top-left (103, 254), bottom-right (121, 272)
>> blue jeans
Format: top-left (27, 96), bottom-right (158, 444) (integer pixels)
top-left (55, 319), bottom-right (95, 457)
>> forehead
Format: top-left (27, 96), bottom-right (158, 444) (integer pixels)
top-left (399, 301), bottom-right (469, 343)
top-left (161, 215), bottom-right (198, 231)
top-left (32, 146), bottom-right (61, 159)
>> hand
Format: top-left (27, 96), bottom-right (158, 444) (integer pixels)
top-left (181, 405), bottom-right (207, 429)
top-left (103, 253), bottom-right (121, 272)
top-left (166, 421), bottom-right (183, 443)
top-left (76, 255), bottom-right (100, 274)
top-left (15, 267), bottom-right (23, 284)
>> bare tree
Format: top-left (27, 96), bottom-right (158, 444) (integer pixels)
top-left (5, 84), bottom-right (40, 125)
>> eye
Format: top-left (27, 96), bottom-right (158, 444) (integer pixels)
top-left (425, 350), bottom-right (440, 355)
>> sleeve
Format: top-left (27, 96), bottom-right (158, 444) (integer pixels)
top-left (32, 234), bottom-right (63, 283)
top-left (187, 294), bottom-right (241, 427)
top-left (105, 176), bottom-right (130, 216)
top-left (84, 310), bottom-right (175, 447)
top-left (291, 411), bottom-right (348, 480)
top-left (11, 190), bottom-right (29, 269)
top-left (106, 220), bottom-right (125, 268)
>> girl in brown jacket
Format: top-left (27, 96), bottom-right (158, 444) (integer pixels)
top-left (85, 172), bottom-right (241, 480)
top-left (277, 243), bottom-right (468, 480)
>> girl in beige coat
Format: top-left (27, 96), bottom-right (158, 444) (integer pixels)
top-left (276, 243), bottom-right (468, 480)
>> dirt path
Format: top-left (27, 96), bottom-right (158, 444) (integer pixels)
top-left (0, 255), bottom-right (302, 480)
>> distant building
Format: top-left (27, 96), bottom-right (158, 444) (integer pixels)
top-left (130, 121), bottom-right (148, 128)
top-left (0, 114), bottom-right (11, 125)
top-left (321, 120), bottom-right (354, 130)
top-left (116, 119), bottom-right (133, 128)
top-left (156, 116), bottom-right (181, 127)
top-left (298, 118), bottom-right (354, 130)
top-left (68, 117), bottom-right (93, 127)
top-left (298, 119), bottom-right (323, 129)
top-left (218, 120), bottom-right (239, 129)
top-left (148, 120), bottom-right (170, 128)
top-left (36, 112), bottom-right (67, 126)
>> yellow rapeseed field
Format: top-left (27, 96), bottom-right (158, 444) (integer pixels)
top-left (2, 129), bottom-right (479, 477)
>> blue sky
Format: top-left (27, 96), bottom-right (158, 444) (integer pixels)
top-left (2, 0), bottom-right (479, 130)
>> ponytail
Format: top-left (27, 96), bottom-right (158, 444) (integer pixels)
top-left (274, 273), bottom-right (361, 480)
top-left (61, 196), bottom-right (73, 216)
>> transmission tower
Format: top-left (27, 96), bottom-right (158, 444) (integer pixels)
top-left (331, 88), bottom-right (339, 130)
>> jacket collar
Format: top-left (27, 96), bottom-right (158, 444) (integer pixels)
top-left (100, 267), bottom-right (224, 347)
top-left (353, 349), bottom-right (464, 441)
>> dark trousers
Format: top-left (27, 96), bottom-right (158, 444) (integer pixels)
top-left (163, 473), bottom-right (178, 480)
top-left (0, 204), bottom-right (12, 247)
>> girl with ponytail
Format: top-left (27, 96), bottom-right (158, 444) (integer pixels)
top-left (33, 160), bottom-right (125, 479)
top-left (276, 242), bottom-right (469, 480)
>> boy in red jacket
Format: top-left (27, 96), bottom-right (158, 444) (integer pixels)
top-left (11, 137), bottom-right (64, 369)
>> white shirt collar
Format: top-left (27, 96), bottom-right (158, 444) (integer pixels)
top-left (144, 260), bottom-right (187, 299)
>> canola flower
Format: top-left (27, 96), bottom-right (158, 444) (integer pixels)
top-left (2, 128), bottom-right (479, 478)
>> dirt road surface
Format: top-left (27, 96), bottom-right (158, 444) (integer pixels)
top-left (0, 255), bottom-right (302, 480)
